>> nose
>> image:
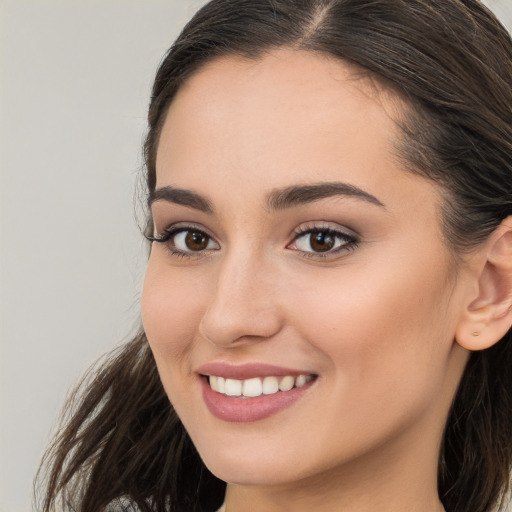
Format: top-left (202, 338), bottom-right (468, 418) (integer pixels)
top-left (199, 249), bottom-right (284, 347)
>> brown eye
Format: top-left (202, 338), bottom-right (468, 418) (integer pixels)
top-left (184, 231), bottom-right (210, 251)
top-left (169, 229), bottom-right (219, 253)
top-left (290, 227), bottom-right (357, 257)
top-left (150, 227), bottom-right (220, 255)
top-left (310, 232), bottom-right (335, 252)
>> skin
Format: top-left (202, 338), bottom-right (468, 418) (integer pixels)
top-left (141, 49), bottom-right (479, 512)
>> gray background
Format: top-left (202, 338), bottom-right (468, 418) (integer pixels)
top-left (0, 1), bottom-right (510, 511)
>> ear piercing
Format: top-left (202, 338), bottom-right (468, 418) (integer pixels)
top-left (472, 331), bottom-right (480, 336)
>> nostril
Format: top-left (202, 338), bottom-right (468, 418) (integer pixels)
top-left (199, 306), bottom-right (283, 348)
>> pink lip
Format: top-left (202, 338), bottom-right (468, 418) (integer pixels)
top-left (196, 362), bottom-right (313, 380)
top-left (200, 379), bottom-right (315, 423)
top-left (197, 363), bottom-right (317, 423)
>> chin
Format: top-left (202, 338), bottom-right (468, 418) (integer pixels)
top-left (203, 455), bottom-right (305, 486)
top-left (187, 428), bottom-right (309, 486)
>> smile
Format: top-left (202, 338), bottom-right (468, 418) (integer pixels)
top-left (208, 374), bottom-right (314, 397)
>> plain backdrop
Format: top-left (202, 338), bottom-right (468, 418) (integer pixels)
top-left (0, 1), bottom-right (511, 511)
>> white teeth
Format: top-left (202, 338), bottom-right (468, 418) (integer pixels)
top-left (295, 374), bottom-right (307, 387)
top-left (242, 377), bottom-right (263, 397)
top-left (209, 374), bottom-right (313, 397)
top-left (209, 375), bottom-right (226, 393)
top-left (279, 376), bottom-right (294, 391)
top-left (296, 375), bottom-right (313, 387)
top-left (224, 378), bottom-right (242, 396)
top-left (262, 376), bottom-right (279, 394)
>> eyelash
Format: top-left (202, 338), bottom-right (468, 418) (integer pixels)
top-left (148, 225), bottom-right (219, 259)
top-left (289, 224), bottom-right (359, 259)
top-left (148, 223), bottom-right (359, 260)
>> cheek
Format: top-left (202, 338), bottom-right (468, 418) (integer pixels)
top-left (286, 251), bottom-right (456, 410)
top-left (141, 256), bottom-right (207, 369)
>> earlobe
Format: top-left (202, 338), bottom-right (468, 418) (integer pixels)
top-left (455, 217), bottom-right (512, 351)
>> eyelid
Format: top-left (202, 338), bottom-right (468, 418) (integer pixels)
top-left (291, 221), bottom-right (359, 240)
top-left (287, 222), bottom-right (359, 258)
top-left (149, 222), bottom-right (216, 242)
top-left (148, 222), bottom-right (220, 258)
top-left (148, 220), bottom-right (358, 260)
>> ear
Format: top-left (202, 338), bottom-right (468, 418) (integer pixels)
top-left (455, 217), bottom-right (512, 351)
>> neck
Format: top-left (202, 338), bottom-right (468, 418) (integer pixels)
top-left (225, 483), bottom-right (445, 512)
top-left (224, 414), bottom-right (446, 512)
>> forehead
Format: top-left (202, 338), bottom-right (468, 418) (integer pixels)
top-left (158, 49), bottom-right (404, 179)
top-left (175, 48), bottom-right (395, 106)
top-left (155, 49), bottom-right (424, 214)
top-left (163, 49), bottom-right (403, 140)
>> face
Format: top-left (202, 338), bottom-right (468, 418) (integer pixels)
top-left (142, 50), bottom-right (470, 489)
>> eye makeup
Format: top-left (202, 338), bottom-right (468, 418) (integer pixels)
top-left (148, 219), bottom-right (360, 262)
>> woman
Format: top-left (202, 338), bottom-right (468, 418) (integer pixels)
top-left (38, 1), bottom-right (512, 511)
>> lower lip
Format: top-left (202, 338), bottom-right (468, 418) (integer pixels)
top-left (200, 377), bottom-right (315, 423)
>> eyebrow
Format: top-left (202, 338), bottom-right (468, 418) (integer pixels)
top-left (149, 186), bottom-right (214, 213)
top-left (149, 182), bottom-right (385, 213)
top-left (267, 182), bottom-right (385, 210)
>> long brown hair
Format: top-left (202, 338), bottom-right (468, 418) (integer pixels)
top-left (37, 1), bottom-right (512, 511)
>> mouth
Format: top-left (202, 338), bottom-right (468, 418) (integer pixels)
top-left (206, 374), bottom-right (315, 398)
top-left (197, 364), bottom-right (318, 423)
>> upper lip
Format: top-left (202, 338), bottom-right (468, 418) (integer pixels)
top-left (196, 362), bottom-right (316, 380)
